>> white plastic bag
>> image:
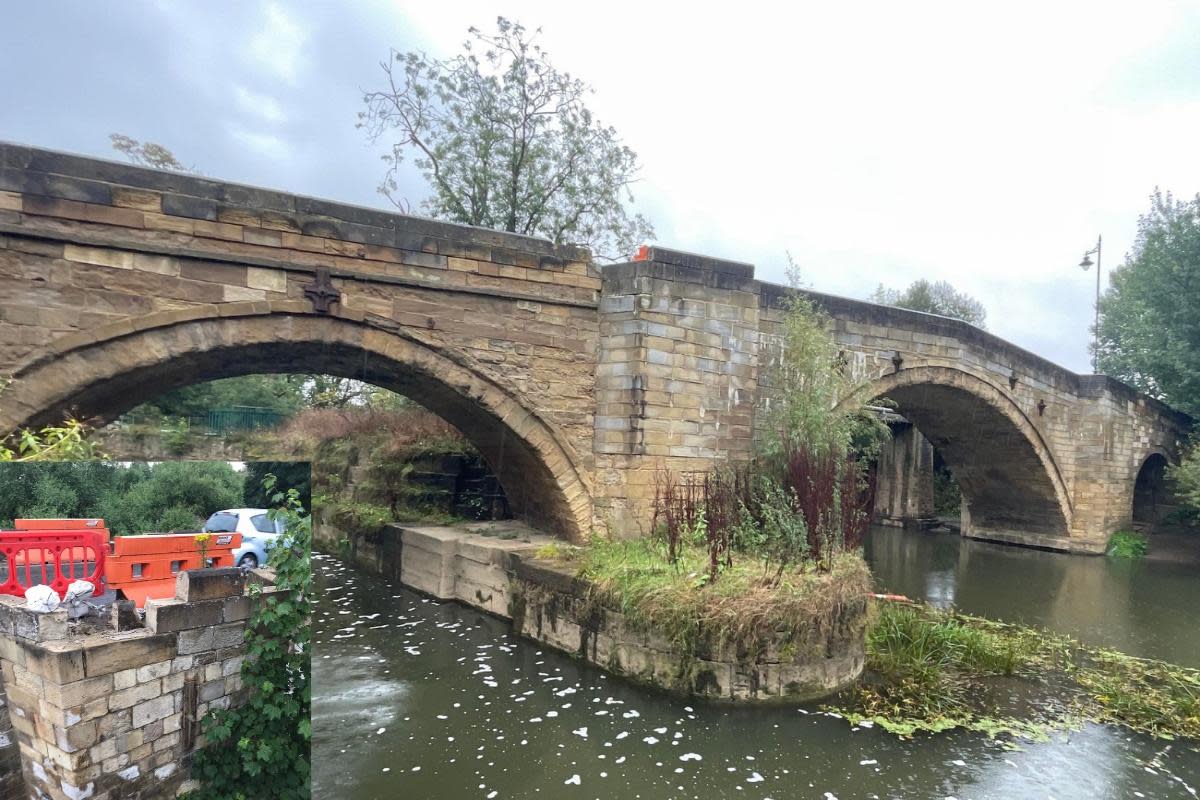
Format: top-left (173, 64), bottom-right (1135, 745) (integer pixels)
top-left (25, 584), bottom-right (60, 613)
top-left (64, 580), bottom-right (95, 603)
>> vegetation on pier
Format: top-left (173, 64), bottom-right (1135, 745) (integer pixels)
top-left (541, 536), bottom-right (871, 670)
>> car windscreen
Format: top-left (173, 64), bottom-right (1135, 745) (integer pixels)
top-left (203, 512), bottom-right (239, 533)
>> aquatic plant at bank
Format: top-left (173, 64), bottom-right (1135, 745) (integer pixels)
top-left (834, 601), bottom-right (1200, 743)
top-left (1106, 530), bottom-right (1149, 559)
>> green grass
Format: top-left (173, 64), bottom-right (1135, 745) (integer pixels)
top-left (544, 537), bottom-right (872, 673)
top-left (1106, 530), bottom-right (1149, 559)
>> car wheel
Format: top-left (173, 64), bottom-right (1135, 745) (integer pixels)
top-left (239, 554), bottom-right (259, 569)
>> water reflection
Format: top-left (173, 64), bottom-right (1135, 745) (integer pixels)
top-left (314, 552), bottom-right (1200, 800)
top-left (864, 526), bottom-right (1200, 666)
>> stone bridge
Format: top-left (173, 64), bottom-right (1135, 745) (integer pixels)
top-left (0, 143), bottom-right (1190, 553)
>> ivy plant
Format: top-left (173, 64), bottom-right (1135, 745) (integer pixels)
top-left (187, 475), bottom-right (311, 799)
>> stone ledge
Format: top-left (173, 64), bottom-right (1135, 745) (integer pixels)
top-left (0, 595), bottom-right (69, 643)
top-left (0, 141), bottom-right (592, 263)
top-left (175, 568), bottom-right (245, 603)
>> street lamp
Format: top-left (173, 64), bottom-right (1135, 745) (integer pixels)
top-left (1079, 235), bottom-right (1102, 373)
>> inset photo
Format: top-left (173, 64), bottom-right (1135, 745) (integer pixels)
top-left (0, 461), bottom-right (311, 800)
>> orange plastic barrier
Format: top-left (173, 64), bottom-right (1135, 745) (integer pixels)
top-left (106, 532), bottom-right (241, 608)
top-left (0, 530), bottom-right (107, 599)
top-left (11, 519), bottom-right (110, 566)
top-left (14, 518), bottom-right (108, 531)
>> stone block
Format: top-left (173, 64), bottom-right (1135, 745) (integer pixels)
top-left (131, 695), bottom-right (174, 729)
top-left (145, 597), bottom-right (223, 634)
top-left (55, 720), bottom-right (98, 753)
top-left (211, 623), bottom-right (245, 650)
top-left (198, 680), bottom-right (225, 703)
top-left (175, 629), bottom-right (214, 655)
top-left (113, 669), bottom-right (137, 691)
top-left (20, 640), bottom-right (85, 683)
top-left (107, 681), bottom-right (161, 713)
top-left (135, 661), bottom-right (172, 683)
top-left (82, 633), bottom-right (177, 678)
top-left (44, 674), bottom-right (114, 710)
top-left (98, 710), bottom-right (131, 739)
top-left (175, 568), bottom-right (246, 603)
top-left (222, 595), bottom-right (252, 623)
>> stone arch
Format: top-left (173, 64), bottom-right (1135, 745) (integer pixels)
top-left (1132, 451), bottom-right (1178, 533)
top-left (0, 304), bottom-right (592, 540)
top-left (850, 365), bottom-right (1072, 543)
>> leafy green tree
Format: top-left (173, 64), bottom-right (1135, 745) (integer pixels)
top-left (761, 293), bottom-right (889, 462)
top-left (97, 462), bottom-right (243, 535)
top-left (302, 375), bottom-right (372, 409)
top-left (870, 279), bottom-right (988, 328)
top-left (141, 375), bottom-right (308, 420)
top-left (360, 16), bottom-right (654, 261)
top-left (109, 133), bottom-right (193, 171)
top-left (1096, 190), bottom-right (1200, 415)
top-left (0, 461), bottom-right (245, 534)
top-left (245, 462), bottom-right (311, 512)
top-left (0, 462), bottom-right (119, 525)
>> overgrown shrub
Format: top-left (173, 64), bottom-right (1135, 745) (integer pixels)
top-left (0, 376), bottom-right (100, 462)
top-left (1107, 530), bottom-right (1149, 559)
top-left (651, 451), bottom-right (875, 580)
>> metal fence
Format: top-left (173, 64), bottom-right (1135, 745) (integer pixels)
top-left (204, 406), bottom-right (285, 434)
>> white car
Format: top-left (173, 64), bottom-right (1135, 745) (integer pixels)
top-left (202, 508), bottom-right (285, 569)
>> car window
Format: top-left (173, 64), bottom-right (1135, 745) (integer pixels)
top-left (250, 513), bottom-right (276, 534)
top-left (204, 512), bottom-right (238, 533)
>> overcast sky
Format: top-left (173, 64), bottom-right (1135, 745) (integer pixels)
top-left (3, 1), bottom-right (1198, 373)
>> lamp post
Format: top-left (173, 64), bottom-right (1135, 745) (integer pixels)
top-left (1079, 235), bottom-right (1102, 373)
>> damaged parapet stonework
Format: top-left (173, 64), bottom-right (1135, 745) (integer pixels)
top-left (0, 567), bottom-right (277, 800)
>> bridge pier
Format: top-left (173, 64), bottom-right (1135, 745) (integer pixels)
top-left (873, 418), bottom-right (938, 529)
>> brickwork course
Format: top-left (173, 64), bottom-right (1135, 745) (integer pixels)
top-left (0, 142), bottom-right (1191, 554)
top-left (0, 567), bottom-right (269, 799)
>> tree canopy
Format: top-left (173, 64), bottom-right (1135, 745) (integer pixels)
top-left (0, 461), bottom-right (244, 535)
top-left (109, 133), bottom-right (193, 172)
top-left (870, 279), bottom-right (987, 328)
top-left (1096, 190), bottom-right (1200, 415)
top-left (360, 16), bottom-right (653, 261)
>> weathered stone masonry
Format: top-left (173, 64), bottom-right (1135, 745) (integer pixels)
top-left (0, 681), bottom-right (21, 800)
top-left (0, 568), bottom-right (266, 800)
top-left (0, 142), bottom-right (1190, 554)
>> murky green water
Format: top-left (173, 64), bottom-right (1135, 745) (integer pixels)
top-left (313, 529), bottom-right (1200, 800)
top-left (864, 526), bottom-right (1200, 666)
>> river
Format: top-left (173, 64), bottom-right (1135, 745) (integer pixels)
top-left (313, 527), bottom-right (1200, 799)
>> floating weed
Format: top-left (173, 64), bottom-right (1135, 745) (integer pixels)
top-left (831, 601), bottom-right (1200, 744)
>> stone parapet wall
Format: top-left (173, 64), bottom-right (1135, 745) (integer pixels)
top-left (0, 568), bottom-right (269, 800)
